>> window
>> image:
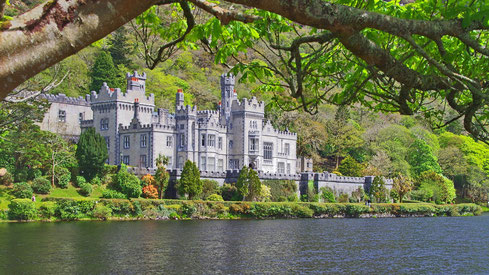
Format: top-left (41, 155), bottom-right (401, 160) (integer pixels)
top-left (166, 136), bottom-right (173, 147)
top-left (229, 140), bottom-right (233, 150)
top-left (123, 155), bottom-right (130, 165)
top-left (218, 137), bottom-right (223, 149)
top-left (140, 134), bottom-right (147, 148)
top-left (79, 112), bottom-right (84, 121)
top-left (180, 124), bottom-right (185, 130)
top-left (249, 120), bottom-right (258, 129)
top-left (58, 110), bottom-right (66, 122)
top-left (200, 156), bottom-right (206, 171)
top-left (168, 156), bottom-right (172, 168)
top-left (229, 159), bottom-right (239, 170)
top-left (100, 118), bottom-right (109, 130)
top-left (217, 159), bottom-right (224, 171)
top-left (249, 138), bottom-right (258, 152)
top-left (201, 134), bottom-right (206, 147)
top-left (180, 133), bottom-right (185, 147)
top-left (178, 156), bottom-right (184, 169)
top-left (264, 142), bottom-right (273, 160)
top-left (140, 155), bottom-right (147, 167)
top-left (278, 162), bottom-right (285, 173)
top-left (105, 137), bottom-right (110, 149)
top-left (123, 136), bottom-right (130, 149)
top-left (286, 163), bottom-right (291, 174)
top-left (208, 135), bottom-right (215, 147)
top-left (208, 157), bottom-right (215, 171)
top-left (284, 143), bottom-right (290, 156)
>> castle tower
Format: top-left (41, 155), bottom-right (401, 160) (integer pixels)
top-left (176, 89), bottom-right (184, 109)
top-left (220, 73), bottom-right (236, 124)
top-left (126, 71), bottom-right (146, 91)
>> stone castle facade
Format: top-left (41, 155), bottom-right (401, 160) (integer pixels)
top-left (34, 72), bottom-right (394, 197)
top-left (41, 72), bottom-right (298, 173)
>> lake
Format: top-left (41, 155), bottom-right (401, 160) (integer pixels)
top-left (1, 215), bottom-right (488, 274)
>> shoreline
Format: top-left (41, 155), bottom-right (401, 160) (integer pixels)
top-left (1, 198), bottom-right (482, 223)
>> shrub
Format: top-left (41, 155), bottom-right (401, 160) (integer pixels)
top-left (102, 174), bottom-right (114, 186)
top-left (262, 180), bottom-right (297, 202)
top-left (32, 178), bottom-right (51, 194)
top-left (101, 189), bottom-right (127, 199)
top-left (8, 199), bottom-right (37, 220)
top-left (92, 204), bottom-right (112, 220)
top-left (141, 174), bottom-right (156, 187)
top-left (102, 164), bottom-right (118, 176)
top-left (91, 176), bottom-right (102, 186)
top-left (409, 189), bottom-right (432, 202)
top-left (221, 183), bottom-right (239, 201)
top-left (39, 202), bottom-right (56, 219)
top-left (76, 176), bottom-right (87, 187)
top-left (112, 164), bottom-right (142, 198)
top-left (57, 170), bottom-right (71, 189)
top-left (201, 179), bottom-right (220, 200)
top-left (55, 199), bottom-right (83, 220)
top-left (79, 183), bottom-right (93, 197)
top-left (338, 193), bottom-right (349, 203)
top-left (142, 185), bottom-right (159, 199)
top-left (369, 176), bottom-right (389, 203)
top-left (320, 187), bottom-right (336, 203)
top-left (0, 171), bottom-right (13, 186)
top-left (11, 182), bottom-right (33, 199)
top-left (207, 194), bottom-right (224, 201)
top-left (416, 171), bottom-right (456, 204)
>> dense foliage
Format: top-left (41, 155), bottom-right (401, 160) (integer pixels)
top-left (111, 164), bottom-right (142, 198)
top-left (178, 160), bottom-right (202, 199)
top-left (76, 128), bottom-right (108, 181)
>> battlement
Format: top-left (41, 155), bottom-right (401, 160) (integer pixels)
top-left (90, 77), bottom-right (154, 105)
top-left (176, 105), bottom-right (197, 114)
top-left (262, 120), bottom-right (297, 138)
top-left (39, 93), bottom-right (91, 106)
top-left (231, 97), bottom-right (265, 113)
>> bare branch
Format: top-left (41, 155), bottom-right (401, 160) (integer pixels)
top-left (188, 0), bottom-right (259, 24)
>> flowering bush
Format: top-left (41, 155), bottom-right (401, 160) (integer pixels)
top-left (141, 174), bottom-right (155, 187)
top-left (142, 184), bottom-right (158, 199)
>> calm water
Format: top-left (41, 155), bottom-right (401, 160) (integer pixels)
top-left (1, 215), bottom-right (489, 274)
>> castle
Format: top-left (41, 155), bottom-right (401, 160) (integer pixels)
top-left (40, 72), bottom-right (298, 174)
top-left (35, 72), bottom-right (392, 196)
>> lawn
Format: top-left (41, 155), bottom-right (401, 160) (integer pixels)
top-left (49, 183), bottom-right (104, 198)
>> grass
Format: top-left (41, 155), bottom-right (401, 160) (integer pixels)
top-left (480, 205), bottom-right (489, 212)
top-left (0, 186), bottom-right (12, 210)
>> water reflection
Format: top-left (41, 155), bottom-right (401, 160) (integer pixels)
top-left (1, 215), bottom-right (489, 274)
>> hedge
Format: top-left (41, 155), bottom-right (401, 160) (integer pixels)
top-left (5, 198), bottom-right (483, 221)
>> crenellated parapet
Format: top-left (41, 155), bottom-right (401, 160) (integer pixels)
top-left (262, 120), bottom-right (297, 138)
top-left (231, 96), bottom-right (265, 114)
top-left (90, 75), bottom-right (154, 106)
top-left (175, 104), bottom-right (197, 116)
top-left (39, 93), bottom-right (91, 106)
top-left (119, 123), bottom-right (175, 132)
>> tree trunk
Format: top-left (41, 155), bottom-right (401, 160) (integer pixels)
top-left (0, 0), bottom-right (160, 99)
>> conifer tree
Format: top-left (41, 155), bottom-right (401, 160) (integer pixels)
top-left (89, 51), bottom-right (122, 92)
top-left (235, 166), bottom-right (249, 200)
top-left (76, 127), bottom-right (108, 181)
top-left (247, 168), bottom-right (262, 201)
top-left (369, 176), bottom-right (388, 203)
top-left (178, 160), bottom-right (202, 199)
top-left (108, 27), bottom-right (132, 68)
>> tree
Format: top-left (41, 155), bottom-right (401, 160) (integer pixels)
top-left (108, 27), bottom-right (133, 68)
top-left (178, 160), bottom-right (201, 199)
top-left (235, 166), bottom-right (249, 201)
top-left (45, 133), bottom-right (77, 187)
top-left (235, 166), bottom-right (262, 201)
top-left (154, 155), bottom-right (170, 199)
top-left (76, 127), bottom-right (108, 181)
top-left (3, 0), bottom-right (489, 143)
top-left (89, 51), bottom-right (122, 92)
top-left (369, 176), bottom-right (388, 203)
top-left (416, 171), bottom-right (456, 204)
top-left (392, 174), bottom-right (413, 203)
top-left (338, 155), bottom-right (364, 177)
top-left (407, 139), bottom-right (442, 176)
